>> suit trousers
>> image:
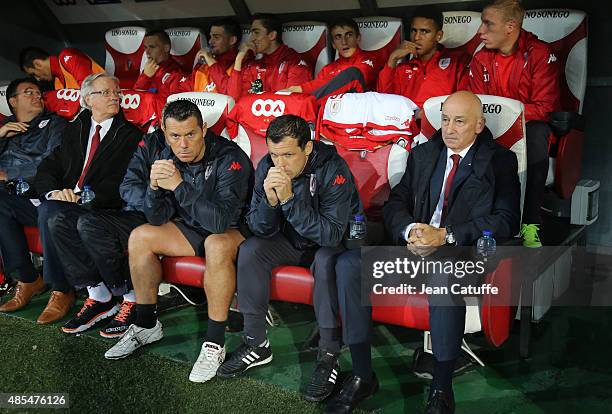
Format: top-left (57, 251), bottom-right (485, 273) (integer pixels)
top-left (334, 248), bottom-right (372, 346)
top-left (50, 209), bottom-right (147, 294)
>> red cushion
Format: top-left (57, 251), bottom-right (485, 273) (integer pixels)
top-left (24, 226), bottom-right (42, 254)
top-left (270, 266), bottom-right (314, 305)
top-left (162, 256), bottom-right (205, 287)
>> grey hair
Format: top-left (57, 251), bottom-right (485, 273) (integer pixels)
top-left (80, 72), bottom-right (120, 110)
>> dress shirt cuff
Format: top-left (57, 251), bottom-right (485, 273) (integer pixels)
top-left (404, 223), bottom-right (416, 242)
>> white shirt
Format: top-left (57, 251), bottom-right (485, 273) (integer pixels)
top-left (403, 143), bottom-right (474, 241)
top-left (45, 116), bottom-right (114, 199)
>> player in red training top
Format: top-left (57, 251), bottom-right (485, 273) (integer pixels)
top-left (226, 13), bottom-right (312, 101)
top-left (469, 0), bottom-right (560, 247)
top-left (377, 5), bottom-right (470, 110)
top-left (171, 18), bottom-right (241, 95)
top-left (20, 47), bottom-right (104, 90)
top-left (281, 18), bottom-right (378, 101)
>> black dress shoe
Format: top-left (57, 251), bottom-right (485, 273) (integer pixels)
top-left (324, 373), bottom-right (379, 414)
top-left (412, 347), bottom-right (474, 379)
top-left (425, 389), bottom-right (455, 414)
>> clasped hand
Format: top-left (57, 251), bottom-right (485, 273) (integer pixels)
top-left (150, 159), bottom-right (183, 191)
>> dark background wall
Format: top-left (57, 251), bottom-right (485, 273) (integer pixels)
top-left (1, 0), bottom-right (610, 252)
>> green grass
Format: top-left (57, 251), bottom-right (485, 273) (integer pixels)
top-left (0, 313), bottom-right (332, 414)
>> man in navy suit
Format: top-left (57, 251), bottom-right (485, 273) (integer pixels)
top-left (383, 91), bottom-right (520, 414)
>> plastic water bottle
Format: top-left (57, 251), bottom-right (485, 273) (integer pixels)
top-left (80, 185), bottom-right (96, 205)
top-left (349, 215), bottom-right (367, 240)
top-left (15, 177), bottom-right (30, 195)
top-left (476, 230), bottom-right (497, 260)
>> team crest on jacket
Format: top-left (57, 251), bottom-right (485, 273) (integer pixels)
top-left (205, 163), bottom-right (213, 180)
top-left (278, 62), bottom-right (286, 75)
top-left (310, 174), bottom-right (317, 196)
top-left (162, 73), bottom-right (171, 84)
top-left (38, 119), bottom-right (50, 128)
top-left (439, 57), bottom-right (451, 70)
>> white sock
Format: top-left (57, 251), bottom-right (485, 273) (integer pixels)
top-left (123, 290), bottom-right (136, 303)
top-left (86, 283), bottom-right (112, 303)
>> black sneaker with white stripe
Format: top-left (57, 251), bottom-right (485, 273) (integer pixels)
top-left (216, 338), bottom-right (273, 378)
top-left (303, 350), bottom-right (340, 402)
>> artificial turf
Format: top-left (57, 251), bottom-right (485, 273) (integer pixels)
top-left (0, 313), bottom-right (350, 413)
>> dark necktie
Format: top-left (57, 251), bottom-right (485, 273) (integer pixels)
top-left (440, 153), bottom-right (461, 224)
top-left (77, 124), bottom-right (101, 189)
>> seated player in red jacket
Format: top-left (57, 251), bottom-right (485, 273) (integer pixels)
top-left (377, 5), bottom-right (470, 112)
top-left (133, 29), bottom-right (185, 102)
top-left (281, 18), bottom-right (378, 101)
top-left (226, 13), bottom-right (313, 101)
top-left (469, 0), bottom-right (560, 247)
top-left (170, 18), bottom-right (241, 95)
top-left (19, 47), bottom-right (104, 90)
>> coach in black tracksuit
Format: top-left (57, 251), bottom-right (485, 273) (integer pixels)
top-left (217, 115), bottom-right (371, 409)
top-left (104, 100), bottom-right (254, 382)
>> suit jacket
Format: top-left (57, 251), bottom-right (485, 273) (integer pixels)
top-left (383, 128), bottom-right (520, 246)
top-left (34, 109), bottom-right (142, 210)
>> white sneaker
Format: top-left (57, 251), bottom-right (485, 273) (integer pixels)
top-left (189, 341), bottom-right (226, 383)
top-left (104, 320), bottom-right (163, 360)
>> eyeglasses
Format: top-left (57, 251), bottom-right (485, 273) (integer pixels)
top-left (10, 89), bottom-right (42, 98)
top-left (89, 90), bottom-right (123, 98)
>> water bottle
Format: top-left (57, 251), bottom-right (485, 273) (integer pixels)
top-left (346, 214), bottom-right (366, 249)
top-left (80, 185), bottom-right (96, 206)
top-left (476, 230), bottom-right (497, 260)
top-left (15, 177), bottom-right (30, 195)
top-left (349, 215), bottom-right (367, 239)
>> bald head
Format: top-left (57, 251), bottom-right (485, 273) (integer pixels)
top-left (441, 91), bottom-right (486, 152)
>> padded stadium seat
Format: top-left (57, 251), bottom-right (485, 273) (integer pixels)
top-left (224, 92), bottom-right (317, 167)
top-left (120, 89), bottom-right (160, 132)
top-left (440, 11), bottom-right (483, 56)
top-left (353, 17), bottom-right (403, 68)
top-left (419, 94), bottom-right (528, 210)
top-left (104, 26), bottom-right (147, 89)
top-left (0, 84), bottom-right (12, 122)
top-left (165, 27), bottom-right (205, 72)
top-left (282, 21), bottom-right (329, 76)
top-left (43, 89), bottom-right (81, 120)
top-left (166, 92), bottom-right (235, 136)
top-left (316, 93), bottom-right (418, 220)
top-left (523, 9), bottom-right (588, 199)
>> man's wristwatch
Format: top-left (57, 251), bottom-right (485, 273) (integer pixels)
top-left (445, 226), bottom-right (457, 245)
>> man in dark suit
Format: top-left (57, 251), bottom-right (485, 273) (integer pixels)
top-left (0, 72), bottom-right (141, 324)
top-left (383, 91), bottom-right (520, 414)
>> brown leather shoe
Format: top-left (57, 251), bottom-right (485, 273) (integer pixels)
top-left (0, 277), bottom-right (46, 312)
top-left (37, 290), bottom-right (75, 324)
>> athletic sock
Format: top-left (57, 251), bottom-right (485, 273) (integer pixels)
top-left (122, 290), bottom-right (136, 303)
top-left (205, 318), bottom-right (227, 347)
top-left (134, 304), bottom-right (157, 329)
top-left (87, 282), bottom-right (112, 303)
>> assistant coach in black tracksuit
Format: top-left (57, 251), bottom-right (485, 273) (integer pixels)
top-left (217, 115), bottom-right (367, 404)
